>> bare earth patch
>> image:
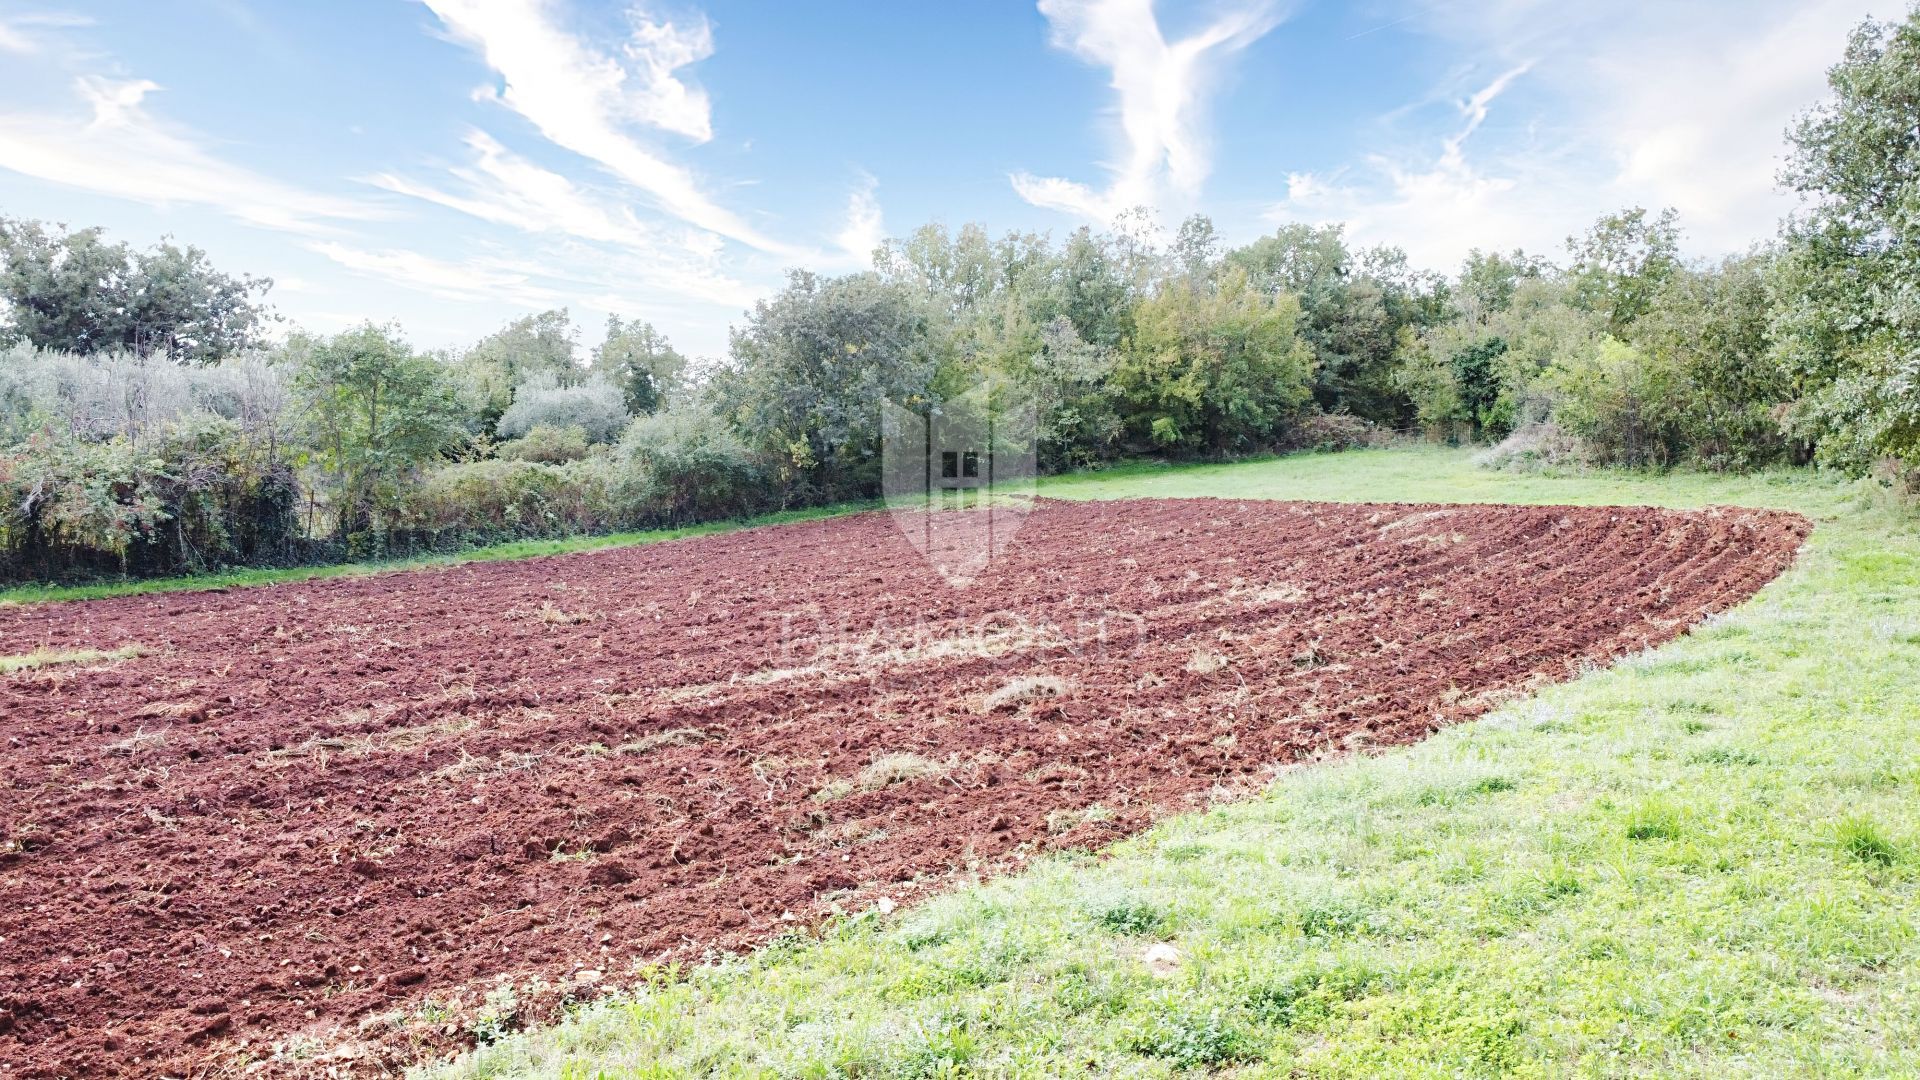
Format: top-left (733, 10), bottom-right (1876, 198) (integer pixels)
top-left (0, 498), bottom-right (1806, 1077)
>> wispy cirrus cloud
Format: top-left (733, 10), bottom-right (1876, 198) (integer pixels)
top-left (367, 128), bottom-right (764, 306)
top-left (1271, 64), bottom-right (1549, 268)
top-left (307, 241), bottom-right (566, 307)
top-left (1271, 0), bottom-right (1874, 269)
top-left (0, 10), bottom-right (93, 54)
top-left (368, 128), bottom-right (662, 248)
top-left (1013, 0), bottom-right (1287, 224)
top-left (417, 0), bottom-right (805, 258)
top-left (0, 75), bottom-right (380, 234)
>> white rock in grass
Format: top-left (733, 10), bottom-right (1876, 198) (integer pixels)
top-left (1142, 943), bottom-right (1183, 978)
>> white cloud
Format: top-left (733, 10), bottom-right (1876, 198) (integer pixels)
top-left (367, 128), bottom-right (763, 307)
top-left (369, 128), bottom-right (662, 248)
top-left (834, 172), bottom-right (885, 266)
top-left (1273, 65), bottom-right (1562, 267)
top-left (540, 236), bottom-right (761, 309)
top-left (308, 241), bottom-right (565, 307)
top-left (306, 236), bottom-right (753, 357)
top-left (1013, 0), bottom-right (1286, 223)
top-left (0, 11), bottom-right (93, 54)
top-left (621, 12), bottom-right (716, 141)
top-left (0, 75), bottom-right (380, 234)
top-left (418, 0), bottom-right (800, 257)
top-left (1581, 0), bottom-right (1873, 251)
top-left (1271, 0), bottom-right (1876, 271)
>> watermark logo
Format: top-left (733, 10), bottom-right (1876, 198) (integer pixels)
top-left (881, 378), bottom-right (1037, 587)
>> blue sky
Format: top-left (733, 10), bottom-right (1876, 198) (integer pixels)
top-left (0, 0), bottom-right (1889, 358)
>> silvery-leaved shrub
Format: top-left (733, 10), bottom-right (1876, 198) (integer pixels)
top-left (496, 375), bottom-right (628, 444)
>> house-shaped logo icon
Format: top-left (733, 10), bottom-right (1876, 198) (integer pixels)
top-left (881, 378), bottom-right (1037, 587)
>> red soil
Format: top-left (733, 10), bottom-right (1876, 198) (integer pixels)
top-left (0, 498), bottom-right (1807, 1077)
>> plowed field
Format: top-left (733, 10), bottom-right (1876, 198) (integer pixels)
top-left (0, 498), bottom-right (1808, 1077)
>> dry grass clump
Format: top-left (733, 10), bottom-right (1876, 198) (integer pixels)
top-left (1046, 803), bottom-right (1115, 835)
top-left (503, 601), bottom-right (603, 628)
top-left (857, 752), bottom-right (949, 790)
top-left (0, 644), bottom-right (148, 674)
top-left (981, 675), bottom-right (1071, 713)
top-left (1185, 649), bottom-right (1229, 675)
top-left (813, 751), bottom-right (954, 803)
top-left (104, 728), bottom-right (168, 757)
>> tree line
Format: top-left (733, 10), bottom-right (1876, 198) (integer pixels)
top-left (0, 6), bottom-right (1914, 582)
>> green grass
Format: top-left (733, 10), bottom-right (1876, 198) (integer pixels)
top-left (399, 446), bottom-right (1920, 1078)
top-left (0, 500), bottom-right (874, 606)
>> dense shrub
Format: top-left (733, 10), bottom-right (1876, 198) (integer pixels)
top-left (1401, 279), bottom-right (1602, 444)
top-left (1279, 412), bottom-right (1382, 453)
top-left (618, 410), bottom-right (768, 524)
top-left (382, 410), bottom-right (771, 547)
top-left (1115, 270), bottom-right (1316, 454)
top-left (496, 376), bottom-right (628, 444)
top-left (0, 418), bottom-right (301, 580)
top-left (391, 457), bottom-right (619, 545)
top-left (497, 424), bottom-right (593, 464)
top-left (0, 344), bottom-right (292, 444)
top-left (1545, 338), bottom-right (1690, 467)
top-left (1619, 255), bottom-right (1792, 469)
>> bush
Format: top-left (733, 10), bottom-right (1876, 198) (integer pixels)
top-left (618, 410), bottom-right (768, 524)
top-left (1280, 412), bottom-right (1381, 453)
top-left (0, 417), bottom-right (301, 581)
top-left (497, 424), bottom-right (592, 464)
top-left (496, 376), bottom-right (628, 444)
top-left (387, 409), bottom-right (773, 546)
top-left (1473, 422), bottom-right (1587, 473)
top-left (390, 457), bottom-right (619, 545)
top-left (0, 344), bottom-right (292, 445)
top-left (1545, 338), bottom-right (1689, 467)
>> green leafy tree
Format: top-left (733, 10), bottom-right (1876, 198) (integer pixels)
top-left (1402, 276), bottom-right (1602, 441)
top-left (1171, 214), bottom-right (1222, 282)
top-left (716, 271), bottom-right (938, 502)
top-left (1455, 249), bottom-right (1551, 316)
top-left (456, 310), bottom-right (581, 429)
top-left (1227, 224), bottom-right (1430, 424)
top-left (1545, 337), bottom-right (1689, 467)
top-left (1628, 252), bottom-right (1793, 467)
top-left (1566, 207), bottom-right (1682, 332)
top-left (1773, 9), bottom-right (1920, 476)
top-left (1117, 269), bottom-right (1316, 453)
top-left (0, 218), bottom-right (272, 363)
top-left (1448, 337), bottom-right (1510, 439)
top-left (289, 323), bottom-right (467, 548)
top-left (1037, 226), bottom-right (1135, 351)
top-left (591, 316), bottom-right (687, 415)
top-left (1004, 313), bottom-right (1121, 471)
